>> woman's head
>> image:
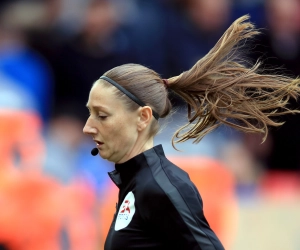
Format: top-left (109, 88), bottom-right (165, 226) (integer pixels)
top-left (83, 64), bottom-right (171, 163)
top-left (103, 64), bottom-right (171, 119)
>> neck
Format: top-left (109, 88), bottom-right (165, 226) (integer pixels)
top-left (116, 138), bottom-right (154, 164)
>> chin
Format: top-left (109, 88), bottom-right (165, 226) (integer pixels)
top-left (98, 151), bottom-right (107, 159)
top-left (99, 151), bottom-right (113, 162)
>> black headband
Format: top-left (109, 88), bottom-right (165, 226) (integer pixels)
top-left (99, 76), bottom-right (160, 120)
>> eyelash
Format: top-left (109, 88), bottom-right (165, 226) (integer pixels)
top-left (98, 115), bottom-right (107, 120)
top-left (87, 111), bottom-right (107, 120)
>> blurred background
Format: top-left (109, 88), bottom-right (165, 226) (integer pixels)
top-left (0, 0), bottom-right (300, 249)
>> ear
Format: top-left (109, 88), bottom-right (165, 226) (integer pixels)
top-left (137, 106), bottom-right (153, 132)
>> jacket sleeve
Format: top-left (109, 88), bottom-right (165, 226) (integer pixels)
top-left (139, 170), bottom-right (225, 250)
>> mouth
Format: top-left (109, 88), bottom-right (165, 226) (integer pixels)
top-left (94, 139), bottom-right (104, 147)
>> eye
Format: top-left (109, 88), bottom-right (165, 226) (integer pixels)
top-left (98, 115), bottom-right (107, 120)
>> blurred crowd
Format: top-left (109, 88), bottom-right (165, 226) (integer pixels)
top-left (1, 0), bottom-right (300, 249)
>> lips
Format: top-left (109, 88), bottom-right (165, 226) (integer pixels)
top-left (94, 140), bottom-right (104, 146)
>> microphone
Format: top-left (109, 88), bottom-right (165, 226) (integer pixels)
top-left (91, 148), bottom-right (99, 156)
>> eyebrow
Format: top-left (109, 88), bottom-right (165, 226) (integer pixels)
top-left (86, 104), bottom-right (109, 111)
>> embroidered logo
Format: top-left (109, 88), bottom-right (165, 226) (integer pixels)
top-left (115, 191), bottom-right (135, 231)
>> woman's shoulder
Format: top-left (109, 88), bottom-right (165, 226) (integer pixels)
top-left (134, 156), bottom-right (204, 222)
top-left (136, 154), bottom-right (200, 204)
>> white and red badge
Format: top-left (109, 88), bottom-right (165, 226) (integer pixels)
top-left (115, 191), bottom-right (136, 231)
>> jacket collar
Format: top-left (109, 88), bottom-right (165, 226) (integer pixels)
top-left (108, 144), bottom-right (164, 187)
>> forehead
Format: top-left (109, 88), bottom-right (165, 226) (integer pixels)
top-left (87, 81), bottom-right (121, 109)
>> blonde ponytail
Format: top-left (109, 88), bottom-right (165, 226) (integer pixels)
top-left (167, 15), bottom-right (300, 146)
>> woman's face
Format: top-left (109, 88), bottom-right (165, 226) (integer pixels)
top-left (83, 82), bottom-right (140, 163)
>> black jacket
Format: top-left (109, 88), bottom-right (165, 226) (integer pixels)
top-left (104, 145), bottom-right (224, 250)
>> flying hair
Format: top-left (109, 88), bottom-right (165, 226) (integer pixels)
top-left (166, 15), bottom-right (300, 147)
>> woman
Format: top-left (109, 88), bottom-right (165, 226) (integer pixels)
top-left (83, 15), bottom-right (300, 250)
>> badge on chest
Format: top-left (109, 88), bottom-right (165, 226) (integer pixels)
top-left (115, 191), bottom-right (136, 231)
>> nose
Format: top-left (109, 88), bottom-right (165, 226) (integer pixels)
top-left (83, 119), bottom-right (97, 135)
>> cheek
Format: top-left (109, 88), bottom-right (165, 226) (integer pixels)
top-left (104, 119), bottom-right (137, 147)
top-left (116, 121), bottom-right (136, 144)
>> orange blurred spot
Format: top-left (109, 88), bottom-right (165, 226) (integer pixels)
top-left (0, 109), bottom-right (45, 172)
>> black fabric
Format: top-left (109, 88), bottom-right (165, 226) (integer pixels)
top-left (104, 145), bottom-right (224, 250)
